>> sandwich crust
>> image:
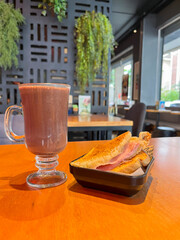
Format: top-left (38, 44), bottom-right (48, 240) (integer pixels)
top-left (71, 131), bottom-right (132, 169)
top-left (139, 132), bottom-right (151, 148)
top-left (111, 150), bottom-right (150, 174)
top-left (111, 156), bottom-right (141, 174)
top-left (137, 150), bottom-right (150, 166)
top-left (130, 132), bottom-right (151, 150)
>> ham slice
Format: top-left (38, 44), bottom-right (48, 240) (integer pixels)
top-left (96, 141), bottom-right (140, 171)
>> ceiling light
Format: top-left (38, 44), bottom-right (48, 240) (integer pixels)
top-left (133, 29), bottom-right (137, 33)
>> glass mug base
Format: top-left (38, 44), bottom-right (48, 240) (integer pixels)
top-left (27, 171), bottom-right (67, 189)
top-left (26, 154), bottom-right (67, 189)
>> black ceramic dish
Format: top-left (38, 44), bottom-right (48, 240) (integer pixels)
top-left (69, 157), bottom-right (154, 196)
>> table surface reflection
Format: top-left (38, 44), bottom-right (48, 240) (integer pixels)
top-left (0, 137), bottom-right (180, 239)
top-left (68, 114), bottom-right (133, 127)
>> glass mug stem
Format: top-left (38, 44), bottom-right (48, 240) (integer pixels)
top-left (35, 155), bottom-right (59, 172)
top-left (27, 155), bottom-right (67, 188)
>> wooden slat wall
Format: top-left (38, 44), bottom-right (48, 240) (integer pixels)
top-left (0, 0), bottom-right (111, 114)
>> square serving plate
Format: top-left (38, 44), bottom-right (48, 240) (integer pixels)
top-left (69, 156), bottom-right (154, 196)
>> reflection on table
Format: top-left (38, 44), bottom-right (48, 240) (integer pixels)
top-left (0, 137), bottom-right (180, 239)
top-left (68, 114), bottom-right (133, 140)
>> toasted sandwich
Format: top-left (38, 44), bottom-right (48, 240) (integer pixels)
top-left (71, 131), bottom-right (152, 172)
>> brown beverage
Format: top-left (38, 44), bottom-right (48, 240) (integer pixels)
top-left (19, 84), bottom-right (70, 156)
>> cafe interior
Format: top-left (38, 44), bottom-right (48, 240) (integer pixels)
top-left (0, 0), bottom-right (180, 142)
top-left (0, 0), bottom-right (180, 239)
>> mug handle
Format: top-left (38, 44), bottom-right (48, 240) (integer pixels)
top-left (4, 106), bottom-right (25, 143)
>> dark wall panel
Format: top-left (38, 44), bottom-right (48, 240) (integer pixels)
top-left (0, 0), bottom-right (112, 114)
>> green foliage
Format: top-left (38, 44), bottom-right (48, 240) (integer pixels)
top-left (75, 11), bottom-right (116, 93)
top-left (0, 1), bottom-right (24, 70)
top-left (38, 0), bottom-right (67, 22)
top-left (161, 89), bottom-right (179, 101)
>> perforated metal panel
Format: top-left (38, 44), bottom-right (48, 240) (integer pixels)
top-left (0, 0), bottom-right (111, 114)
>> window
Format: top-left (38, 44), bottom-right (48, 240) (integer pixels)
top-left (109, 54), bottom-right (133, 107)
top-left (160, 20), bottom-right (180, 107)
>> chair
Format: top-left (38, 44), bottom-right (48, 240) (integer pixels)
top-left (125, 102), bottom-right (146, 136)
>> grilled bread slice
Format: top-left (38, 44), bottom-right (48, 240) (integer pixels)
top-left (71, 131), bottom-right (132, 169)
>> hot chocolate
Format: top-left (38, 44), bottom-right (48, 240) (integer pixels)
top-left (19, 84), bottom-right (70, 156)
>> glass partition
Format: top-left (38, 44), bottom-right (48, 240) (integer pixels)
top-left (110, 54), bottom-right (133, 108)
top-left (160, 20), bottom-right (180, 107)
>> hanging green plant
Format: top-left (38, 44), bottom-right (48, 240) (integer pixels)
top-left (0, 0), bottom-right (24, 70)
top-left (38, 0), bottom-right (67, 22)
top-left (75, 10), bottom-right (116, 93)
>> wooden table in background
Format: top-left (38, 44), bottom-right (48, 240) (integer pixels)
top-left (170, 111), bottom-right (180, 115)
top-left (146, 109), bottom-right (172, 127)
top-left (68, 114), bottom-right (133, 140)
top-left (124, 108), bottom-right (172, 127)
top-left (0, 137), bottom-right (180, 239)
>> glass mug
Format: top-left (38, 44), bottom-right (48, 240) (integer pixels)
top-left (4, 83), bottom-right (70, 189)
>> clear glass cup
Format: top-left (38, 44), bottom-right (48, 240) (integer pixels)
top-left (4, 83), bottom-right (70, 189)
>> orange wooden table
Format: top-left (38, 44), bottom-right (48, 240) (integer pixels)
top-left (68, 114), bottom-right (133, 127)
top-left (68, 114), bottom-right (133, 140)
top-left (0, 138), bottom-right (180, 239)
